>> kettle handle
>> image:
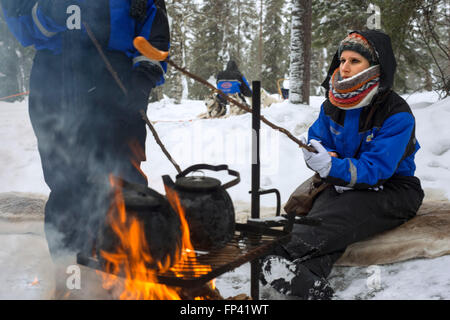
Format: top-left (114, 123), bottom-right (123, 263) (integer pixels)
top-left (176, 163), bottom-right (240, 189)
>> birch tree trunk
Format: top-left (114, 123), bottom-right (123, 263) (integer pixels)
top-left (289, 0), bottom-right (311, 105)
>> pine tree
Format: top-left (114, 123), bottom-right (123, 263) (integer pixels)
top-left (187, 1), bottom-right (228, 99)
top-left (165, 0), bottom-right (187, 104)
top-left (232, 0), bottom-right (259, 78)
top-left (309, 0), bottom-right (441, 94)
top-left (310, 1), bottom-right (374, 96)
top-left (221, 1), bottom-right (235, 62)
top-left (372, 0), bottom-right (425, 92)
top-left (186, 0), bottom-right (261, 99)
top-left (411, 0), bottom-right (450, 97)
top-left (260, 0), bottom-right (288, 94)
top-left (247, 30), bottom-right (261, 82)
top-left (245, 0), bottom-right (264, 82)
top-left (310, 47), bottom-right (327, 96)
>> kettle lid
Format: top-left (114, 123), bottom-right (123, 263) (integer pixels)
top-left (175, 176), bottom-right (221, 191)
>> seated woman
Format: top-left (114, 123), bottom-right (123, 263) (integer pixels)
top-left (261, 30), bottom-right (424, 300)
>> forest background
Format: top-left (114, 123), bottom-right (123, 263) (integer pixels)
top-left (0, 0), bottom-right (448, 104)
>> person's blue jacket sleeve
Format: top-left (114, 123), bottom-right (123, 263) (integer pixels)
top-left (307, 101), bottom-right (417, 188)
top-left (240, 75), bottom-right (252, 97)
top-left (0, 0), bottom-right (71, 51)
top-left (324, 112), bottom-right (415, 188)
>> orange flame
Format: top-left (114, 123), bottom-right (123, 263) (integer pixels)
top-left (98, 175), bottom-right (212, 300)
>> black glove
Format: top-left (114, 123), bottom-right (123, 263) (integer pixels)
top-left (126, 61), bottom-right (162, 116)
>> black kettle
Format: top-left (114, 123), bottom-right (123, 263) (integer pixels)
top-left (162, 164), bottom-right (240, 250)
top-left (96, 177), bottom-right (183, 270)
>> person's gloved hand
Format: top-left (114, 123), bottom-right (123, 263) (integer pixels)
top-left (301, 137), bottom-right (332, 178)
top-left (127, 62), bottom-right (161, 113)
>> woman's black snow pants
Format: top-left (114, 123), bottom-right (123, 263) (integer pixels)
top-left (275, 175), bottom-right (424, 279)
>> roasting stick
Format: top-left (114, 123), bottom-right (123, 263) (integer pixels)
top-left (85, 25), bottom-right (315, 153)
top-left (133, 37), bottom-right (317, 154)
top-left (84, 22), bottom-right (128, 95)
top-left (140, 110), bottom-right (182, 174)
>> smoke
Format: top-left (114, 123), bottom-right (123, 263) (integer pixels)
top-left (2, 2), bottom-right (201, 300)
top-left (0, 16), bottom-right (153, 291)
top-left (49, 241), bottom-right (115, 300)
top-left (0, 191), bottom-right (113, 299)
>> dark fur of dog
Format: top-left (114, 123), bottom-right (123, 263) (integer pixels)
top-left (197, 93), bottom-right (227, 119)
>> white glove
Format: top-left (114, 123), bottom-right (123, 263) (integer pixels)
top-left (301, 138), bottom-right (332, 178)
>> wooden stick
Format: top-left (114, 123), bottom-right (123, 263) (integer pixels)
top-left (133, 37), bottom-right (316, 152)
top-left (140, 110), bottom-right (182, 174)
top-left (83, 22), bottom-right (128, 96)
top-left (166, 60), bottom-right (316, 153)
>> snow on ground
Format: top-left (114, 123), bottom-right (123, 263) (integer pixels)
top-left (0, 91), bottom-right (449, 299)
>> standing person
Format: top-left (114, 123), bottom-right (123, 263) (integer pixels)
top-left (215, 59), bottom-right (252, 116)
top-left (261, 30), bottom-right (424, 300)
top-left (0, 0), bottom-right (170, 257)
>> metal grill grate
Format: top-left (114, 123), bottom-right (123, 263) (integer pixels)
top-left (77, 223), bottom-right (290, 288)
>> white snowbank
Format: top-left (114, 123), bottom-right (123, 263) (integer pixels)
top-left (0, 91), bottom-right (449, 300)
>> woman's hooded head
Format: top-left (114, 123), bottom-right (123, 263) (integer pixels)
top-left (322, 30), bottom-right (397, 95)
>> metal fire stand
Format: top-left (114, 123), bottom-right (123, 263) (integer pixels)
top-left (249, 80), bottom-right (284, 299)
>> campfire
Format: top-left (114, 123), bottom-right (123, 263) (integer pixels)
top-left (76, 83), bottom-right (293, 299)
top-left (76, 171), bottom-right (291, 300)
top-left (96, 175), bottom-right (217, 300)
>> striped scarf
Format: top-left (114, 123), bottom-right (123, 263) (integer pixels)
top-left (329, 65), bottom-right (381, 110)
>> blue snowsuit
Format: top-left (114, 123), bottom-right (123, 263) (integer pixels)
top-left (1, 0), bottom-right (170, 255)
top-left (216, 60), bottom-right (252, 107)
